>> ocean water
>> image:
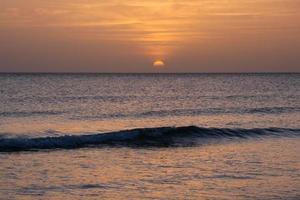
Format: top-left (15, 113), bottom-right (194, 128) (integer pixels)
top-left (0, 73), bottom-right (299, 199)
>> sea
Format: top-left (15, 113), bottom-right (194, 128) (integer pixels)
top-left (0, 73), bottom-right (299, 199)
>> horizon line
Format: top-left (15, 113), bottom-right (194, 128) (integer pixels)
top-left (0, 72), bottom-right (299, 74)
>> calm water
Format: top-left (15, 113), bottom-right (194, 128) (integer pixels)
top-left (0, 74), bottom-right (299, 199)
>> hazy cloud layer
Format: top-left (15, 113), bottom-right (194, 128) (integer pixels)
top-left (0, 0), bottom-right (299, 72)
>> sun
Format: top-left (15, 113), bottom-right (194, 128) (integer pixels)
top-left (153, 60), bottom-right (165, 68)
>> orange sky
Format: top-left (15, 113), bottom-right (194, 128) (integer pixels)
top-left (0, 0), bottom-right (299, 72)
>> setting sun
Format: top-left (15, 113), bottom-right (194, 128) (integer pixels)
top-left (0, 1), bottom-right (299, 199)
top-left (153, 60), bottom-right (165, 68)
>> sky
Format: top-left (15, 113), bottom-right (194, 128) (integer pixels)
top-left (0, 0), bottom-right (299, 73)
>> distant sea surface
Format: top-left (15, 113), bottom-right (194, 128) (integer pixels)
top-left (0, 73), bottom-right (299, 199)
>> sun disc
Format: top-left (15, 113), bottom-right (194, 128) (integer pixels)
top-left (153, 60), bottom-right (165, 68)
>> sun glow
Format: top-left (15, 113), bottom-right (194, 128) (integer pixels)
top-left (153, 60), bottom-right (165, 68)
top-left (1, 1), bottom-right (299, 72)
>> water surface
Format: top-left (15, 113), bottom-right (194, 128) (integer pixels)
top-left (0, 73), bottom-right (299, 199)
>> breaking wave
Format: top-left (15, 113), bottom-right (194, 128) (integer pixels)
top-left (0, 126), bottom-right (299, 152)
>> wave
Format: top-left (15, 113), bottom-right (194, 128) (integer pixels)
top-left (1, 106), bottom-right (298, 119)
top-left (1, 126), bottom-right (299, 152)
top-left (247, 107), bottom-right (300, 114)
top-left (0, 110), bottom-right (65, 117)
top-left (75, 106), bottom-right (300, 120)
top-left (138, 107), bottom-right (300, 117)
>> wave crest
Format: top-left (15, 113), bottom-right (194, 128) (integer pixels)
top-left (0, 126), bottom-right (299, 152)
